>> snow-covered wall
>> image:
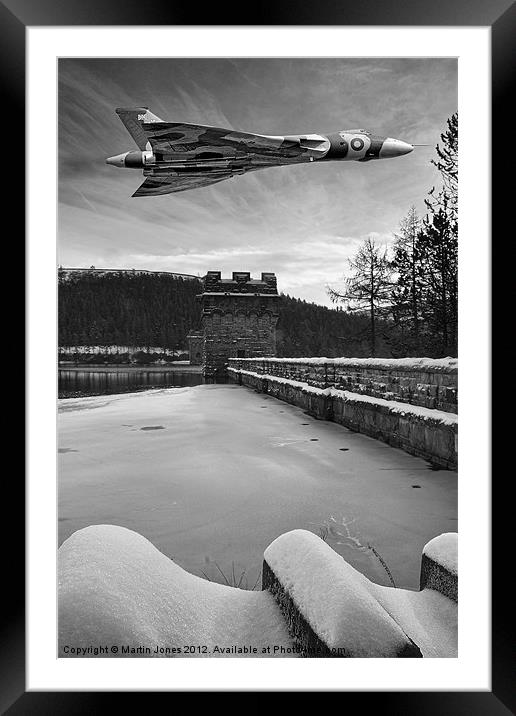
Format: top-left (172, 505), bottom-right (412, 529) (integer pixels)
top-left (263, 529), bottom-right (457, 658)
top-left (58, 526), bottom-right (457, 659)
top-left (263, 530), bottom-right (421, 657)
top-left (229, 357), bottom-right (457, 412)
top-left (420, 533), bottom-right (458, 602)
top-left (58, 525), bottom-right (294, 658)
top-left (228, 367), bottom-right (458, 469)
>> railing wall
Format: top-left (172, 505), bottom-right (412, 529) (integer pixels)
top-left (228, 357), bottom-right (457, 413)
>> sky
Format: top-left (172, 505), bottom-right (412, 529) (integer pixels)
top-left (58, 58), bottom-right (457, 306)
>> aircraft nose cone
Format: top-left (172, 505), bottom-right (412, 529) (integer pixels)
top-left (379, 138), bottom-right (414, 158)
top-left (106, 152), bottom-right (128, 168)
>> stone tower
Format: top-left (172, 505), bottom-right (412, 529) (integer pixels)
top-left (200, 271), bottom-right (279, 377)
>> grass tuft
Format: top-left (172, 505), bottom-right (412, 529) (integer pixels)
top-left (201, 560), bottom-right (262, 591)
top-left (367, 543), bottom-right (396, 587)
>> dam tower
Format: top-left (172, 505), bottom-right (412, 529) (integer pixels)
top-left (199, 271), bottom-right (280, 378)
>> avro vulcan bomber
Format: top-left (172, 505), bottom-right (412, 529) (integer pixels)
top-left (106, 107), bottom-right (415, 197)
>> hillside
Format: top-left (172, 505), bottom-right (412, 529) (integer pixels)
top-left (58, 269), bottom-right (392, 358)
top-left (59, 267), bottom-right (200, 281)
top-left (58, 270), bottom-right (202, 349)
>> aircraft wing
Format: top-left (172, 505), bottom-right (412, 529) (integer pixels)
top-left (132, 171), bottom-right (235, 197)
top-left (141, 121), bottom-right (314, 160)
top-left (115, 110), bottom-right (330, 168)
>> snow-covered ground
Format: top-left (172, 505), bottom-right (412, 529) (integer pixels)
top-left (58, 385), bottom-right (457, 590)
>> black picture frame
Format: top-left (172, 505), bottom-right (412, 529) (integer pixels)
top-left (5, 0), bottom-right (509, 710)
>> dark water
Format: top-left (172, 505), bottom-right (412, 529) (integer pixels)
top-left (59, 369), bottom-right (204, 398)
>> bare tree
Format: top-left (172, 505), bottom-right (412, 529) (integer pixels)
top-left (327, 236), bottom-right (393, 356)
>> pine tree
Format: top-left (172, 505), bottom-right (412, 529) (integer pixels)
top-left (419, 112), bottom-right (459, 356)
top-left (426, 112), bottom-right (458, 224)
top-left (391, 206), bottom-right (425, 354)
top-left (419, 207), bottom-right (458, 355)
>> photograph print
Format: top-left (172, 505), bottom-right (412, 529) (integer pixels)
top-left (57, 57), bottom-right (458, 660)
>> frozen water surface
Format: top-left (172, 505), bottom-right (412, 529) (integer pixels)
top-left (58, 385), bottom-right (457, 590)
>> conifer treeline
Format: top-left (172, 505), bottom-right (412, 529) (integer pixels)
top-left (58, 272), bottom-right (392, 358)
top-left (276, 296), bottom-right (392, 357)
top-left (58, 273), bottom-right (202, 349)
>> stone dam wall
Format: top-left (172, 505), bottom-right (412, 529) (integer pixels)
top-left (229, 356), bottom-right (457, 412)
top-left (59, 526), bottom-right (458, 659)
top-left (262, 530), bottom-right (457, 658)
top-left (228, 357), bottom-right (458, 470)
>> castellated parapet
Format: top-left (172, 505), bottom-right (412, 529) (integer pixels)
top-left (201, 271), bottom-right (279, 377)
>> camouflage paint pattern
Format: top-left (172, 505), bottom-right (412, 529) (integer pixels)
top-left (106, 108), bottom-right (414, 197)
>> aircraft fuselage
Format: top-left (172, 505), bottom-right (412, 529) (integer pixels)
top-left (108, 130), bottom-right (413, 170)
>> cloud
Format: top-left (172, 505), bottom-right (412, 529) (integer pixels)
top-left (58, 58), bottom-right (457, 306)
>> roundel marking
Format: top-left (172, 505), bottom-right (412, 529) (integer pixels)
top-left (351, 137), bottom-right (364, 151)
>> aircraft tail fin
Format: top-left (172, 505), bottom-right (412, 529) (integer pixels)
top-left (115, 107), bottom-right (163, 150)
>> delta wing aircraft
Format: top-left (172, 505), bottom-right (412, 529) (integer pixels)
top-left (106, 107), bottom-right (416, 197)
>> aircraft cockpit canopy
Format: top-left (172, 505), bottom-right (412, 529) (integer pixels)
top-left (342, 128), bottom-right (371, 135)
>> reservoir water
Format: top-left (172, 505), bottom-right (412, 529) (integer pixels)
top-left (59, 367), bottom-right (204, 398)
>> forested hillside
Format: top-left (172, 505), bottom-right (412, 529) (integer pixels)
top-left (276, 296), bottom-right (392, 357)
top-left (58, 272), bottom-right (202, 349)
top-left (58, 271), bottom-right (393, 358)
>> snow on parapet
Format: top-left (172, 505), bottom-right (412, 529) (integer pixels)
top-left (58, 525), bottom-right (293, 657)
top-left (264, 529), bottom-right (419, 657)
top-left (233, 357), bottom-right (458, 372)
top-left (228, 368), bottom-right (458, 426)
top-left (423, 533), bottom-right (458, 576)
top-left (58, 525), bottom-right (457, 658)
